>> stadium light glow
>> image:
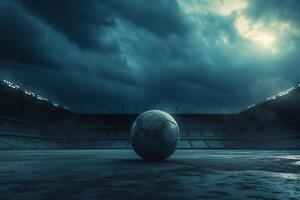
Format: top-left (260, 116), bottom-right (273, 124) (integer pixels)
top-left (247, 104), bottom-right (255, 109)
top-left (2, 79), bottom-right (69, 111)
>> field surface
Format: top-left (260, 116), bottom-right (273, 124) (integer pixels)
top-left (0, 150), bottom-right (300, 200)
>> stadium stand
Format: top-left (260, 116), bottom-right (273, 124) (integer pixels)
top-left (0, 80), bottom-right (300, 150)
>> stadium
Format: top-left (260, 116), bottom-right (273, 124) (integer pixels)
top-left (1, 79), bottom-right (300, 150)
top-left (0, 79), bottom-right (300, 199)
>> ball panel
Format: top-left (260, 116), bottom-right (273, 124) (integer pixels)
top-left (141, 113), bottom-right (165, 131)
top-left (162, 121), bottom-right (180, 144)
top-left (158, 111), bottom-right (178, 125)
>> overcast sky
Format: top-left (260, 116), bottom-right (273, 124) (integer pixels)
top-left (1, 0), bottom-right (300, 113)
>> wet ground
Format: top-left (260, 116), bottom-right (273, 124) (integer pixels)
top-left (0, 150), bottom-right (300, 200)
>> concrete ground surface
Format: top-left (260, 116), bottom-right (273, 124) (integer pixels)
top-left (0, 150), bottom-right (300, 200)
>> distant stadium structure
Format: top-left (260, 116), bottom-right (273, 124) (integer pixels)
top-left (0, 80), bottom-right (71, 119)
top-left (0, 79), bottom-right (300, 150)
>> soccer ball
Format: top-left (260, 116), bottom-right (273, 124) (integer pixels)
top-left (130, 110), bottom-right (180, 161)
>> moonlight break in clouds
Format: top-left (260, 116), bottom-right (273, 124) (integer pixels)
top-left (1, 0), bottom-right (300, 113)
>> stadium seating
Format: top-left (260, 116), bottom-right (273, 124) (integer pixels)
top-left (0, 80), bottom-right (300, 150)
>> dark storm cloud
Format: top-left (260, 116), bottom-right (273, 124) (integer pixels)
top-left (21, 0), bottom-right (188, 50)
top-left (0, 1), bottom-right (136, 113)
top-left (20, 0), bottom-right (117, 51)
top-left (100, 0), bottom-right (189, 37)
top-left (0, 1), bottom-right (57, 68)
top-left (1, 0), bottom-right (300, 113)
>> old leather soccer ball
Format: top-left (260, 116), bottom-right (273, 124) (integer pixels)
top-left (130, 110), bottom-right (180, 161)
